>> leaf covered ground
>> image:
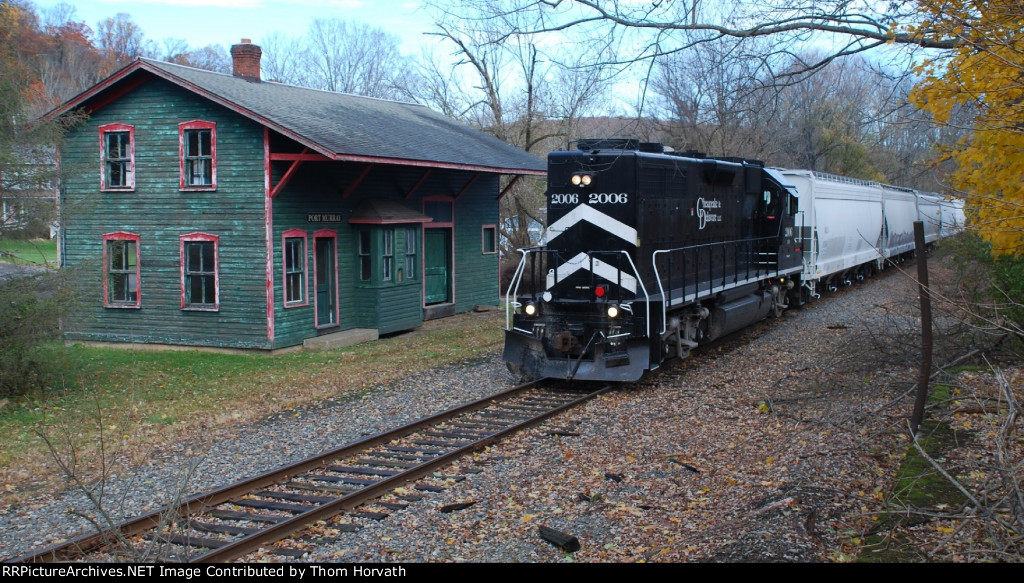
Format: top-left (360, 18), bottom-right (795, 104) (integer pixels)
top-left (2, 253), bottom-right (1020, 562)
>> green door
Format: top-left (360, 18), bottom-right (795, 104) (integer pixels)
top-left (315, 237), bottom-right (337, 327)
top-left (424, 229), bottom-right (450, 305)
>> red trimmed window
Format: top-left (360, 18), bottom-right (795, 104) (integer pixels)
top-left (100, 123), bottom-right (134, 191)
top-left (102, 232), bottom-right (140, 308)
top-left (282, 229), bottom-right (308, 307)
top-left (179, 120), bottom-right (216, 190)
top-left (180, 233), bottom-right (219, 310)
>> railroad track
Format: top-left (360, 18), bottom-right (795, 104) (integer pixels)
top-left (8, 380), bottom-right (613, 563)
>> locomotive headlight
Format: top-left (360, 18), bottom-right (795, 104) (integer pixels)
top-left (571, 173), bottom-right (592, 187)
top-left (524, 303), bottom-right (538, 317)
top-left (607, 305), bottom-right (620, 319)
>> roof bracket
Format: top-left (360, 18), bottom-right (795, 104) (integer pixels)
top-left (455, 172), bottom-right (482, 200)
top-left (271, 148), bottom-right (309, 198)
top-left (342, 164), bottom-right (374, 199)
top-left (404, 169), bottom-right (432, 199)
top-left (498, 175), bottom-right (522, 200)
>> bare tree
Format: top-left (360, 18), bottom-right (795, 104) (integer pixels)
top-left (651, 37), bottom-right (777, 157)
top-left (507, 1), bottom-right (957, 66)
top-left (419, 1), bottom-right (614, 270)
top-left (408, 46), bottom-right (472, 120)
top-left (161, 40), bottom-right (230, 73)
top-left (259, 31), bottom-right (310, 85)
top-left (94, 13), bottom-right (154, 69)
top-left (761, 55), bottom-right (882, 176)
top-left (259, 19), bottom-right (416, 100)
top-left (862, 72), bottom-right (962, 189)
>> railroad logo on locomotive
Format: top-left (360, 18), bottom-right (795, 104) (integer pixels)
top-left (695, 197), bottom-right (723, 229)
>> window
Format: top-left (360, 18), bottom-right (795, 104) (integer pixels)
top-left (179, 121), bottom-right (216, 190)
top-left (404, 227), bottom-right (417, 280)
top-left (359, 229), bottom-right (414, 284)
top-left (2, 198), bottom-right (22, 225)
top-left (382, 229), bottom-right (394, 282)
top-left (359, 231), bottom-right (372, 281)
top-left (100, 123), bottom-right (134, 191)
top-left (103, 232), bottom-right (140, 308)
top-left (180, 233), bottom-right (219, 310)
top-left (282, 229), bottom-right (307, 306)
top-left (482, 225), bottom-right (497, 254)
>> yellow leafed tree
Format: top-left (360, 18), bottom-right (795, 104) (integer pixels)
top-left (909, 0), bottom-right (1024, 256)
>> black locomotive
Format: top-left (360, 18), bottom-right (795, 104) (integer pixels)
top-left (503, 139), bottom-right (804, 381)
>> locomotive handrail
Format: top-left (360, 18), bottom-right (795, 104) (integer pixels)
top-left (504, 246), bottom-right (565, 330)
top-left (504, 247), bottom-right (539, 330)
top-left (585, 250), bottom-right (651, 339)
top-left (504, 248), bottom-right (651, 338)
top-left (651, 235), bottom-right (791, 334)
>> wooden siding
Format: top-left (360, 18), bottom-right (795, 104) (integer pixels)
top-left (60, 78), bottom-right (502, 351)
top-left (270, 162), bottom-right (499, 347)
top-left (61, 79), bottom-right (271, 349)
top-left (452, 175), bottom-right (501, 312)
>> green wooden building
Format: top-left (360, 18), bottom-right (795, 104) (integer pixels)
top-left (49, 41), bottom-right (545, 351)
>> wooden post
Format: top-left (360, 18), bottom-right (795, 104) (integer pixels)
top-left (910, 221), bottom-right (933, 435)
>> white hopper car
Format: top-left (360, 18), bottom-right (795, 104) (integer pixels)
top-left (778, 169), bottom-right (966, 303)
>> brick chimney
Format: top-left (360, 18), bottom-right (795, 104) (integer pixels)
top-left (230, 39), bottom-right (262, 82)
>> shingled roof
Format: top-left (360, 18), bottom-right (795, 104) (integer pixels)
top-left (50, 57), bottom-right (546, 176)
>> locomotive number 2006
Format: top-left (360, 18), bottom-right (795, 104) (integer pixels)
top-left (549, 193), bottom-right (629, 205)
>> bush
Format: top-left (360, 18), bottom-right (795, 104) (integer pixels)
top-left (949, 231), bottom-right (1024, 341)
top-left (993, 253), bottom-right (1024, 331)
top-left (0, 270), bottom-right (66, 397)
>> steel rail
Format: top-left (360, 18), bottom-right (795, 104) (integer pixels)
top-left (9, 380), bottom-right (612, 563)
top-left (195, 382), bottom-right (612, 562)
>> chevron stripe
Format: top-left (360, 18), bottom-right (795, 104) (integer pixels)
top-left (545, 204), bottom-right (638, 246)
top-left (546, 252), bottom-right (638, 294)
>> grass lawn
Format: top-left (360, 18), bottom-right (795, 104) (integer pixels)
top-left (0, 238), bottom-right (58, 265)
top-left (0, 311), bottom-right (506, 501)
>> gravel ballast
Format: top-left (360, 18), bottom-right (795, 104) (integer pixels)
top-left (0, 257), bottom-right (1014, 562)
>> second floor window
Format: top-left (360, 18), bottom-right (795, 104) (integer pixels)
top-left (100, 123), bottom-right (134, 190)
top-left (179, 121), bottom-right (216, 190)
